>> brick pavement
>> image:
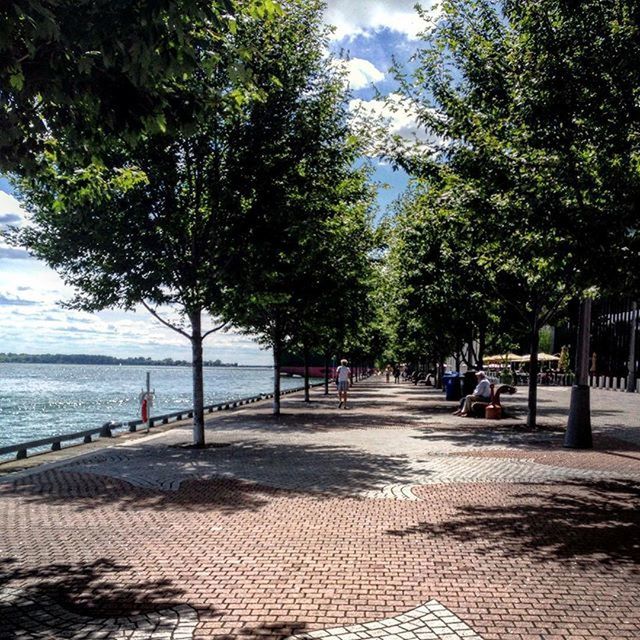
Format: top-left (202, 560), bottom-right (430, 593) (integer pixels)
top-left (1, 378), bottom-right (639, 639)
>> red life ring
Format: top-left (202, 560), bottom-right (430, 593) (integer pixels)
top-left (141, 397), bottom-right (148, 422)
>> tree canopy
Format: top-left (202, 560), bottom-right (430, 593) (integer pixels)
top-left (380, 0), bottom-right (640, 427)
top-left (0, 0), bottom-right (281, 172)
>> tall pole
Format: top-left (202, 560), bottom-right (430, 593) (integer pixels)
top-left (145, 371), bottom-right (151, 433)
top-left (564, 298), bottom-right (593, 448)
top-left (627, 301), bottom-right (637, 393)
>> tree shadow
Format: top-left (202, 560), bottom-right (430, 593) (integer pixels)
top-left (218, 621), bottom-right (310, 640)
top-left (0, 557), bottom-right (209, 636)
top-left (5, 441), bottom-right (422, 513)
top-left (386, 478), bottom-right (640, 570)
top-left (211, 410), bottom-right (424, 433)
top-left (411, 422), bottom-right (566, 449)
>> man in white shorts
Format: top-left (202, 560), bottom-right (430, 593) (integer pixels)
top-left (335, 358), bottom-right (351, 409)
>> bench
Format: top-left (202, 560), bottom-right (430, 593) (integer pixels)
top-left (470, 384), bottom-right (517, 419)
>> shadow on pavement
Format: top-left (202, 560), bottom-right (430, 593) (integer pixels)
top-left (385, 478), bottom-right (640, 569)
top-left (231, 621), bottom-right (309, 640)
top-left (0, 557), bottom-right (201, 631)
top-left (410, 423), bottom-right (566, 449)
top-left (211, 410), bottom-right (423, 433)
top-left (6, 441), bottom-right (421, 512)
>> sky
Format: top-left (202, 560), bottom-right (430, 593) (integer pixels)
top-left (0, 1), bottom-right (434, 364)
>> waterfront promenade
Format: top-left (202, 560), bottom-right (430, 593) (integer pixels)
top-left (1, 378), bottom-right (639, 640)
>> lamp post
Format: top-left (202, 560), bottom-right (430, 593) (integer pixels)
top-left (564, 298), bottom-right (593, 448)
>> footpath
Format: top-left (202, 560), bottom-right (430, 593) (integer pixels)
top-left (1, 377), bottom-right (639, 640)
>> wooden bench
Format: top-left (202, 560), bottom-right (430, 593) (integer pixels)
top-left (470, 384), bottom-right (517, 418)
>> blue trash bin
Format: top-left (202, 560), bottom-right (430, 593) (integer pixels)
top-left (445, 373), bottom-right (462, 401)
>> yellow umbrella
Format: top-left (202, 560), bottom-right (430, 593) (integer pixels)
top-left (484, 353), bottom-right (522, 363)
top-left (514, 353), bottom-right (561, 362)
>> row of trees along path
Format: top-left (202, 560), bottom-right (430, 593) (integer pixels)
top-left (374, 0), bottom-right (640, 445)
top-left (3, 0), bottom-right (378, 446)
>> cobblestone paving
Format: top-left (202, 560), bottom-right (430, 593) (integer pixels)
top-left (1, 380), bottom-right (639, 640)
top-left (288, 600), bottom-right (482, 640)
top-left (0, 586), bottom-right (197, 639)
top-left (13, 441), bottom-right (637, 499)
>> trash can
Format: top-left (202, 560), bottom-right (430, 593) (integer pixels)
top-left (444, 373), bottom-right (462, 401)
top-left (463, 370), bottom-right (477, 396)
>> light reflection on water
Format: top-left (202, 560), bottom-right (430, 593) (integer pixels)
top-left (0, 363), bottom-right (313, 447)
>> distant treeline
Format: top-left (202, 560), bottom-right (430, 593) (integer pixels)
top-left (0, 353), bottom-right (238, 367)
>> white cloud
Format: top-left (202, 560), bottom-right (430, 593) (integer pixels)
top-left (351, 92), bottom-right (433, 136)
top-left (0, 190), bottom-right (28, 225)
top-left (0, 188), bottom-right (270, 364)
top-left (342, 57), bottom-right (385, 90)
top-left (325, 0), bottom-right (437, 40)
top-left (348, 93), bottom-right (445, 161)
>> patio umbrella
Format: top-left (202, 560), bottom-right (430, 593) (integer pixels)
top-left (484, 353), bottom-right (522, 363)
top-left (511, 353), bottom-right (560, 362)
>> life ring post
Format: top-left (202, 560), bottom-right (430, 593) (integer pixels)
top-left (139, 371), bottom-right (156, 433)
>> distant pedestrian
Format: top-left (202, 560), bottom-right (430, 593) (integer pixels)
top-left (336, 358), bottom-right (351, 409)
top-left (393, 365), bottom-right (400, 383)
top-left (385, 364), bottom-right (392, 383)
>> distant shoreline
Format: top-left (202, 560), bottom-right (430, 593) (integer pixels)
top-left (0, 353), bottom-right (269, 368)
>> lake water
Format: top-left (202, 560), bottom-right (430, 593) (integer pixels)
top-left (0, 363), bottom-right (315, 448)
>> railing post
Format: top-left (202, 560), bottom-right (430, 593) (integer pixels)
top-left (99, 422), bottom-right (113, 438)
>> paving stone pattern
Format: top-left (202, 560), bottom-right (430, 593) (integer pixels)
top-left (0, 586), bottom-right (197, 639)
top-left (288, 600), bottom-right (482, 640)
top-left (1, 380), bottom-right (639, 640)
top-left (19, 442), bottom-right (639, 500)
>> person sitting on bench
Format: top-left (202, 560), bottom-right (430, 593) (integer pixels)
top-left (453, 371), bottom-right (491, 416)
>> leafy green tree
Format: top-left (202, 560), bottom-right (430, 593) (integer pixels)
top-left (386, 176), bottom-right (501, 383)
top-left (287, 169), bottom-right (376, 402)
top-left (0, 0), bottom-right (280, 172)
top-left (386, 0), bottom-right (640, 428)
top-left (221, 0), bottom-right (375, 415)
top-left (7, 5), bottom-right (285, 446)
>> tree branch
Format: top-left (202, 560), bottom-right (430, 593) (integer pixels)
top-left (202, 321), bottom-right (228, 340)
top-left (141, 300), bottom-right (192, 339)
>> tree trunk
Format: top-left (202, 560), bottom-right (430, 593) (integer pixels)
top-left (303, 345), bottom-right (310, 402)
top-left (324, 353), bottom-right (330, 396)
top-left (526, 322), bottom-right (539, 429)
top-left (478, 324), bottom-right (486, 370)
top-left (190, 309), bottom-right (206, 447)
top-left (272, 335), bottom-right (282, 416)
top-left (437, 360), bottom-right (445, 389)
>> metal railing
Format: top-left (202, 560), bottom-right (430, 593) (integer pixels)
top-left (0, 382), bottom-right (325, 462)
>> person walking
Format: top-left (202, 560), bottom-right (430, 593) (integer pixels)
top-left (335, 358), bottom-right (352, 409)
top-left (453, 371), bottom-right (491, 416)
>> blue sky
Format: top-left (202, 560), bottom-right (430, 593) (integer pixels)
top-left (0, 1), bottom-right (434, 364)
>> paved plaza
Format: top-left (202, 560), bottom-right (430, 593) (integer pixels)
top-left (1, 378), bottom-right (639, 639)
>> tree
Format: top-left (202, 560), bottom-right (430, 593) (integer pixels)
top-left (0, 0), bottom-right (280, 172)
top-left (386, 0), bottom-right (640, 428)
top-left (220, 0), bottom-right (375, 414)
top-left (7, 4), bottom-right (285, 446)
top-left (502, 0), bottom-right (640, 443)
top-left (286, 168), bottom-right (376, 402)
top-left (385, 173), bottom-right (506, 383)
